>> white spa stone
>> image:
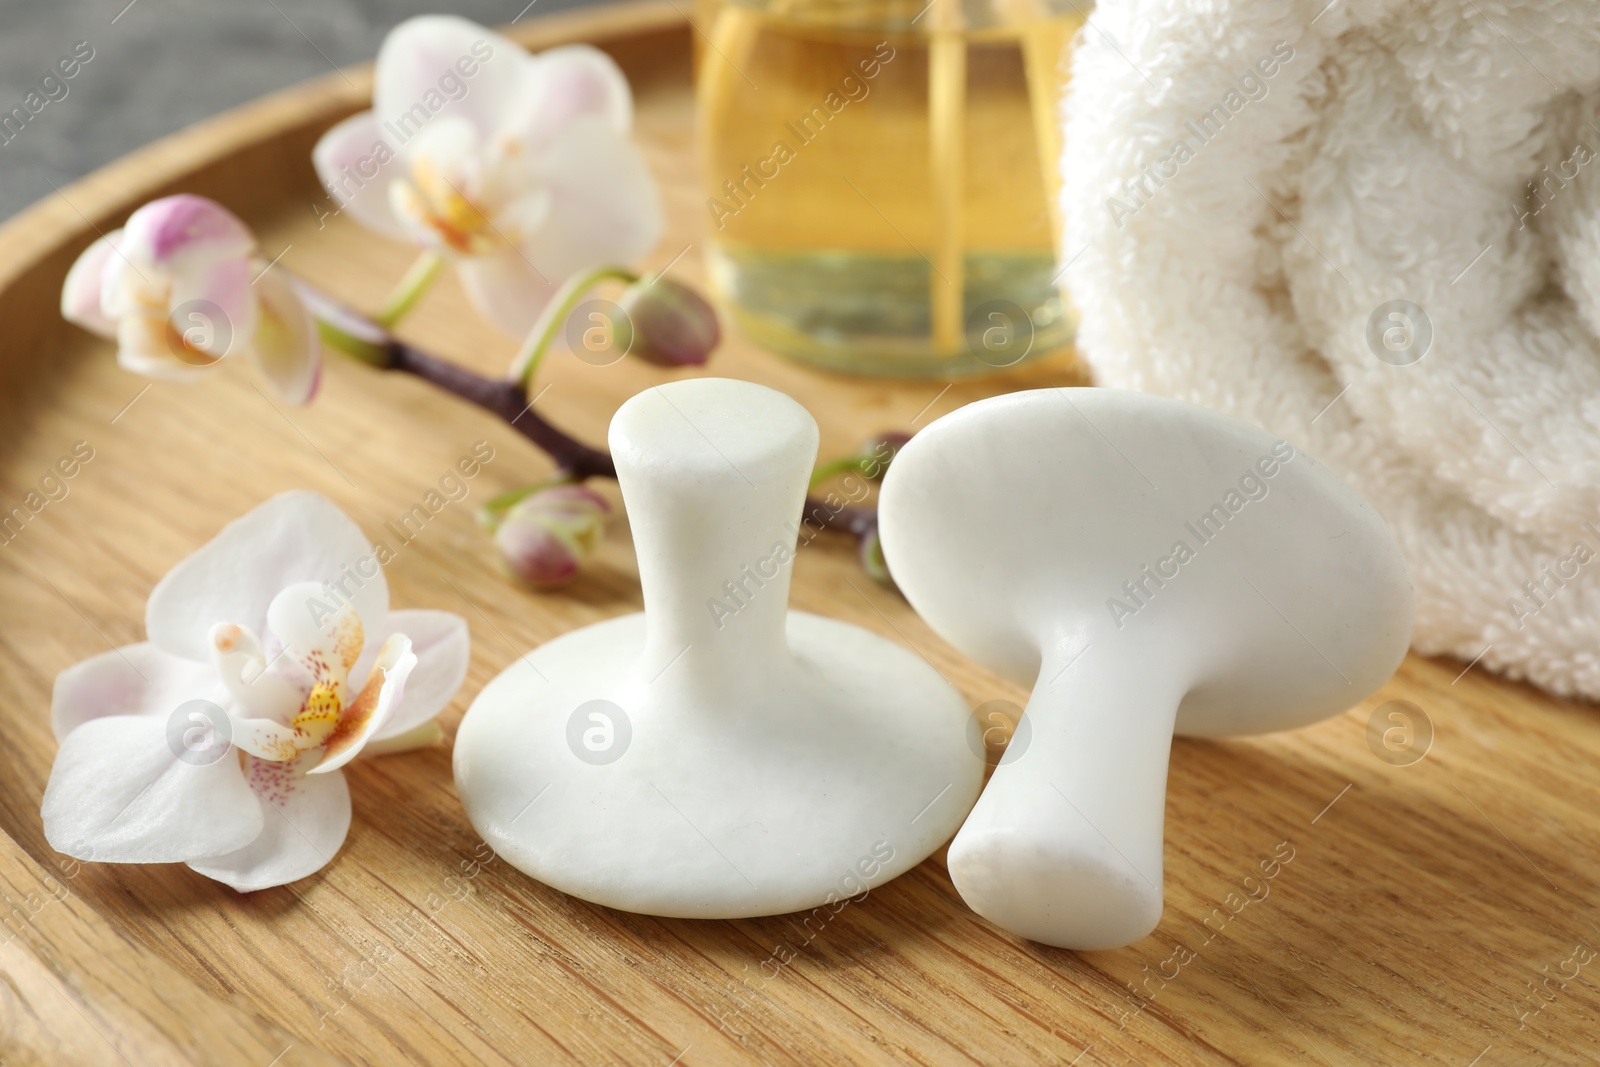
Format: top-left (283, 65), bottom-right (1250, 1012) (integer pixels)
top-left (878, 388), bottom-right (1414, 950)
top-left (453, 378), bottom-right (982, 918)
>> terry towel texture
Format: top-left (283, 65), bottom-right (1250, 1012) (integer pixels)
top-left (1062, 0), bottom-right (1600, 700)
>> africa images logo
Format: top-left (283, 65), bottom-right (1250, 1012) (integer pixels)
top-left (1105, 40), bottom-right (1294, 229)
top-left (1104, 441), bottom-right (1297, 628)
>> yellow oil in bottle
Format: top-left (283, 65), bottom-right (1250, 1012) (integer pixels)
top-left (694, 0), bottom-right (1084, 376)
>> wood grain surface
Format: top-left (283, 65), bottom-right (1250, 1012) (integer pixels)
top-left (1, 4), bottom-right (1597, 1064)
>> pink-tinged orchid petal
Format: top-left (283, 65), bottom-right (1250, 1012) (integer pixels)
top-left (99, 242), bottom-right (250, 374)
top-left (502, 45), bottom-right (632, 153)
top-left (249, 266), bottom-right (321, 405)
top-left (352, 610), bottom-right (470, 740)
top-left (311, 633), bottom-right (416, 773)
top-left (374, 16), bottom-right (524, 148)
top-left (311, 111), bottom-right (409, 240)
top-left (60, 231), bottom-right (123, 339)
top-left (51, 642), bottom-right (220, 742)
top-left (186, 752), bottom-right (350, 891)
top-left (120, 194), bottom-right (255, 274)
top-left (147, 492), bottom-right (388, 664)
top-left (520, 118), bottom-right (661, 281)
top-left (167, 254), bottom-right (257, 359)
top-left (456, 248), bottom-right (558, 336)
top-left (42, 715), bottom-right (264, 864)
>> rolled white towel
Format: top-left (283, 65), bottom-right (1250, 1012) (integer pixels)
top-left (1062, 0), bottom-right (1600, 700)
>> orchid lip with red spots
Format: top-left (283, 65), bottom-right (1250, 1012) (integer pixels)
top-left (40, 491), bottom-right (470, 893)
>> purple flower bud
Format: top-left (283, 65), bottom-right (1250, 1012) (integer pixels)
top-left (617, 278), bottom-right (720, 367)
top-left (493, 485), bottom-right (611, 588)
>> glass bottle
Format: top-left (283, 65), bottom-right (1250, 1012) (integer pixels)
top-left (694, 0), bottom-right (1086, 376)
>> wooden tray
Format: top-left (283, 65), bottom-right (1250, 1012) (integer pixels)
top-left (2, 4), bottom-right (1596, 1063)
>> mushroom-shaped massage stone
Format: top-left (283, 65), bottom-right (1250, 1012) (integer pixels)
top-left (454, 378), bottom-right (982, 917)
top-left (877, 389), bottom-right (1413, 949)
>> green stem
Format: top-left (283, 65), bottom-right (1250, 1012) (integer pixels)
top-left (316, 318), bottom-right (388, 366)
top-left (509, 265), bottom-right (640, 389)
top-left (375, 250), bottom-right (446, 330)
top-left (809, 455), bottom-right (869, 489)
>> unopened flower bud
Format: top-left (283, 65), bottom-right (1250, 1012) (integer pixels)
top-left (493, 485), bottom-right (610, 588)
top-left (859, 526), bottom-right (895, 587)
top-left (617, 278), bottom-right (720, 367)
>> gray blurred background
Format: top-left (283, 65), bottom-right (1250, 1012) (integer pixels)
top-left (0, 0), bottom-right (603, 223)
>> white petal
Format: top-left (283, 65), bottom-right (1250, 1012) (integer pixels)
top-left (387, 117), bottom-right (489, 250)
top-left (116, 311), bottom-right (222, 381)
top-left (403, 115), bottom-right (483, 177)
top-left (208, 622), bottom-right (301, 722)
top-left (456, 249), bottom-right (557, 336)
top-left (186, 752), bottom-right (350, 892)
top-left (354, 610), bottom-right (470, 740)
top-left (502, 45), bottom-right (632, 153)
top-left (265, 582), bottom-right (365, 706)
top-left (42, 715), bottom-right (263, 864)
top-left (51, 642), bottom-right (219, 741)
top-left (520, 118), bottom-right (662, 280)
top-left (494, 187), bottom-right (552, 242)
top-left (227, 715), bottom-right (305, 763)
top-left (311, 111), bottom-right (409, 239)
top-left (60, 231), bottom-right (122, 338)
top-left (146, 492), bottom-right (389, 663)
top-left (311, 634), bottom-right (416, 773)
top-left (168, 254), bottom-right (257, 359)
top-left (249, 266), bottom-right (321, 405)
top-left (375, 16), bottom-right (526, 148)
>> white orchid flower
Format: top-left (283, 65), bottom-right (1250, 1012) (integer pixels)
top-left (60, 194), bottom-right (321, 404)
top-left (41, 492), bottom-right (470, 892)
top-left (312, 15), bottom-right (662, 336)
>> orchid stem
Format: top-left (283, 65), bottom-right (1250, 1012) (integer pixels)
top-left (306, 276), bottom-right (880, 560)
top-left (385, 338), bottom-right (618, 481)
top-left (375, 250), bottom-right (445, 330)
top-left (509, 265), bottom-right (640, 390)
top-left (316, 318), bottom-right (387, 366)
top-left (809, 455), bottom-right (867, 488)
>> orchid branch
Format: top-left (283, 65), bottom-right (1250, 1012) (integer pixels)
top-left (58, 192), bottom-right (892, 591)
top-left (384, 336), bottom-right (618, 481)
top-left (311, 279), bottom-right (892, 579)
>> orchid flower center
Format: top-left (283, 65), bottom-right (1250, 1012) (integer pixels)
top-left (396, 156), bottom-right (503, 256)
top-left (120, 270), bottom-right (222, 368)
top-left (206, 582), bottom-right (406, 771)
top-left (295, 681), bottom-right (344, 748)
top-left (388, 124), bottom-right (553, 261)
